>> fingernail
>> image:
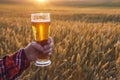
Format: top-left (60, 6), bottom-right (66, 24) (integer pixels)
top-left (49, 53), bottom-right (51, 55)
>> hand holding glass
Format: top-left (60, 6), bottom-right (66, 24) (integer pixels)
top-left (31, 13), bottom-right (51, 66)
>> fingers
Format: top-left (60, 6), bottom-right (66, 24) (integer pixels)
top-left (31, 42), bottom-right (52, 53)
top-left (43, 37), bottom-right (52, 54)
top-left (43, 48), bottom-right (52, 54)
top-left (42, 37), bottom-right (52, 53)
top-left (31, 42), bottom-right (43, 52)
top-left (43, 43), bottom-right (52, 54)
top-left (47, 37), bottom-right (52, 44)
top-left (31, 37), bottom-right (53, 54)
top-left (44, 43), bottom-right (52, 50)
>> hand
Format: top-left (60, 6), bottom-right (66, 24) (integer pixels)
top-left (24, 37), bottom-right (52, 62)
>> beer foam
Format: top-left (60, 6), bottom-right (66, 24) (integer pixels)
top-left (31, 13), bottom-right (50, 22)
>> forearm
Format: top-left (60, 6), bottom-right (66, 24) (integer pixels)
top-left (0, 49), bottom-right (30, 80)
top-left (11, 49), bottom-right (30, 73)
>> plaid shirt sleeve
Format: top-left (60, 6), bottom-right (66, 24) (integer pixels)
top-left (0, 49), bottom-right (30, 80)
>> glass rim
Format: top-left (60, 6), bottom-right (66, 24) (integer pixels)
top-left (31, 13), bottom-right (50, 22)
top-left (31, 13), bottom-right (50, 16)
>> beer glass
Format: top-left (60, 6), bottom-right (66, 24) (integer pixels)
top-left (31, 13), bottom-right (51, 66)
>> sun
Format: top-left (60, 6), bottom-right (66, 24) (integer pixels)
top-left (37, 0), bottom-right (46, 2)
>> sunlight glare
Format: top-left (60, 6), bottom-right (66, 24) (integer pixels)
top-left (37, 0), bottom-right (46, 3)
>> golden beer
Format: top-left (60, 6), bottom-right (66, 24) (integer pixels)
top-left (31, 13), bottom-right (51, 66)
top-left (32, 22), bottom-right (50, 41)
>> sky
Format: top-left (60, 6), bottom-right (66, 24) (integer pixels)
top-left (0, 0), bottom-right (120, 3)
top-left (0, 0), bottom-right (119, 1)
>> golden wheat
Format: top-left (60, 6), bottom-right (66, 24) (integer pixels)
top-left (0, 4), bottom-right (120, 80)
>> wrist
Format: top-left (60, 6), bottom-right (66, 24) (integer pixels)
top-left (24, 47), bottom-right (31, 62)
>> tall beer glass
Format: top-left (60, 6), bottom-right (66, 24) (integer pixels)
top-left (31, 13), bottom-right (51, 66)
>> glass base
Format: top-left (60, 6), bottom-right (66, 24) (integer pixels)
top-left (35, 60), bottom-right (51, 67)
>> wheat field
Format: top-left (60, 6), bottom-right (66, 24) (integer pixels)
top-left (0, 3), bottom-right (120, 80)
